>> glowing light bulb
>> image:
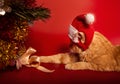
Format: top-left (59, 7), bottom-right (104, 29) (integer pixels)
top-left (0, 8), bottom-right (5, 16)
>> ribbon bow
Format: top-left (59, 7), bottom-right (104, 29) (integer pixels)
top-left (16, 47), bottom-right (54, 73)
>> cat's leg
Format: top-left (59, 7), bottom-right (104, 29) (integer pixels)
top-left (65, 62), bottom-right (95, 70)
top-left (65, 62), bottom-right (111, 71)
top-left (65, 61), bottom-right (118, 71)
top-left (39, 53), bottom-right (77, 64)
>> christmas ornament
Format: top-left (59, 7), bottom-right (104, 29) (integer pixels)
top-left (3, 6), bottom-right (12, 13)
top-left (0, 0), bottom-right (12, 16)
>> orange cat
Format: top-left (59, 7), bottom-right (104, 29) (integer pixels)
top-left (16, 13), bottom-right (120, 72)
top-left (39, 31), bottom-right (120, 71)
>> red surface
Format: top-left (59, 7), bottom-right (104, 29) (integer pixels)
top-left (1, 0), bottom-right (120, 84)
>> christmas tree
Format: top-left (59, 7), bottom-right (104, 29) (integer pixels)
top-left (0, 0), bottom-right (50, 70)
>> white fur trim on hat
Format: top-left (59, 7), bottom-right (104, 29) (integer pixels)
top-left (85, 13), bottom-right (95, 25)
top-left (68, 25), bottom-right (79, 43)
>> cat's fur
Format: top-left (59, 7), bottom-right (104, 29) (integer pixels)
top-left (37, 31), bottom-right (120, 71)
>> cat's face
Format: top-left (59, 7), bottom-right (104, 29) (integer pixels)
top-left (68, 25), bottom-right (86, 44)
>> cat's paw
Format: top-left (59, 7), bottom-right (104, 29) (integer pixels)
top-left (65, 62), bottom-right (90, 70)
top-left (65, 63), bottom-right (74, 70)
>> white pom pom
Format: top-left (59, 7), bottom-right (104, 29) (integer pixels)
top-left (85, 13), bottom-right (95, 25)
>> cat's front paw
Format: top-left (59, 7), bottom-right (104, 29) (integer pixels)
top-left (65, 62), bottom-right (90, 70)
top-left (65, 63), bottom-right (74, 70)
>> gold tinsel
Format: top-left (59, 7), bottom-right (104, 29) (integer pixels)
top-left (0, 20), bottom-right (28, 67)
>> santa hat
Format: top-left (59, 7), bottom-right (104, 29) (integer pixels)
top-left (68, 13), bottom-right (95, 51)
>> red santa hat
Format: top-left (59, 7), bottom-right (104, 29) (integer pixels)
top-left (68, 13), bottom-right (95, 51)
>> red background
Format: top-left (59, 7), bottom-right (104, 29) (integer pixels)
top-left (1, 0), bottom-right (120, 84)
